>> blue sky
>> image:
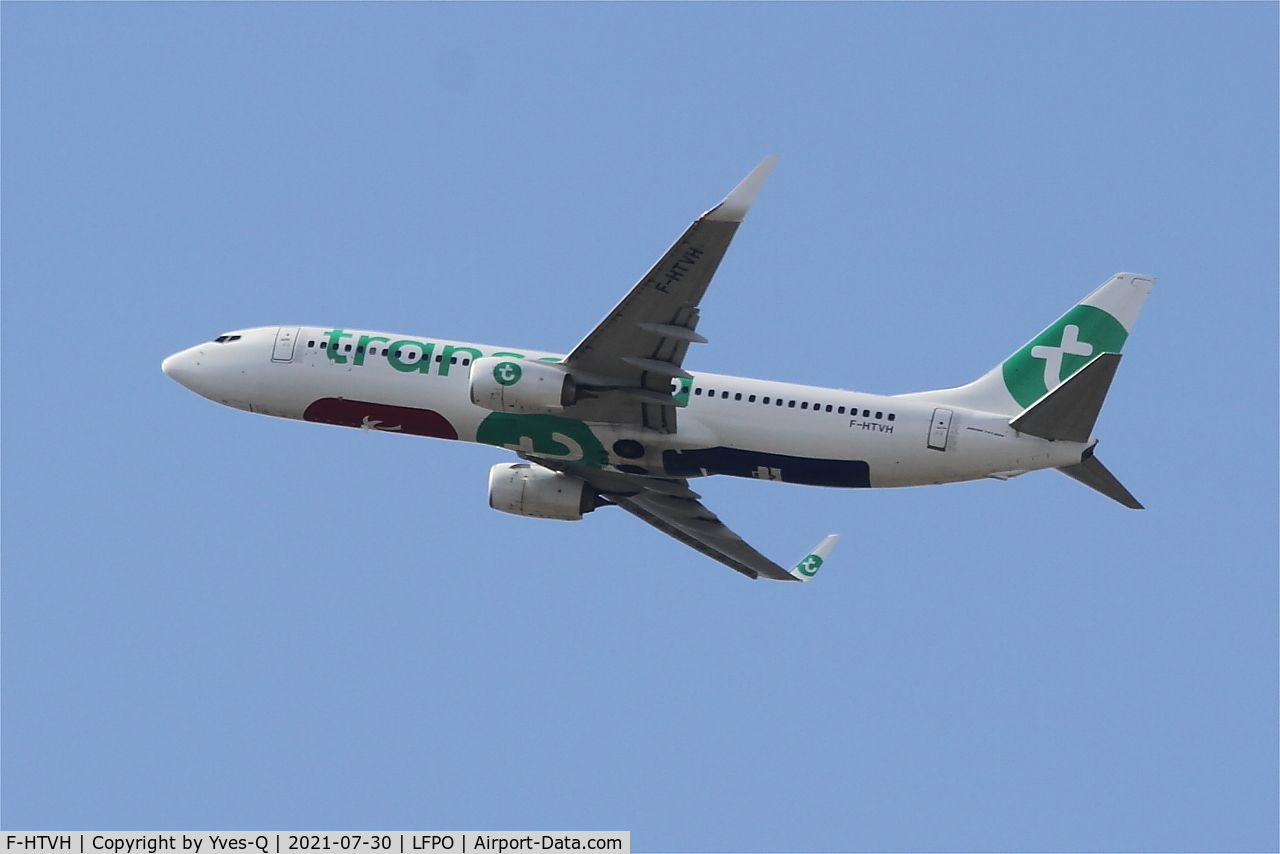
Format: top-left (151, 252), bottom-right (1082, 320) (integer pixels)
top-left (3, 3), bottom-right (1276, 851)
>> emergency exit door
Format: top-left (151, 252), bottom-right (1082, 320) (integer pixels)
top-left (272, 327), bottom-right (299, 362)
top-left (927, 407), bottom-right (953, 451)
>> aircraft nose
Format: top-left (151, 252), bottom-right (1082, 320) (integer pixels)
top-left (161, 347), bottom-right (202, 390)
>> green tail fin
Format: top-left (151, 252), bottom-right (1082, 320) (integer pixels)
top-left (901, 273), bottom-right (1153, 416)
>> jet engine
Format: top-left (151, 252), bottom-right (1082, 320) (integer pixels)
top-left (487, 463), bottom-right (598, 521)
top-left (470, 357), bottom-right (576, 413)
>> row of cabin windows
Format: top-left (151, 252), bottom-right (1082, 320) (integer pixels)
top-left (296, 338), bottom-right (888, 418)
top-left (692, 385), bottom-right (896, 421)
top-left (306, 340), bottom-right (471, 366)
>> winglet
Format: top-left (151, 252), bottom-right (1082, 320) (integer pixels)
top-left (702, 156), bottom-right (778, 223)
top-left (789, 533), bottom-right (840, 581)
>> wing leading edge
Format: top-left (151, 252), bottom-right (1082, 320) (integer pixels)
top-left (562, 157), bottom-right (777, 431)
top-left (534, 458), bottom-right (837, 581)
top-left (616, 488), bottom-right (838, 582)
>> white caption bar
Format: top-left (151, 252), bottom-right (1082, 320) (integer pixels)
top-left (3, 835), bottom-right (628, 854)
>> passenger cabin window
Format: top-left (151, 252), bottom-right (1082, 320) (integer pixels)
top-left (695, 388), bottom-right (703, 395)
top-left (734, 393), bottom-right (742, 401)
top-left (888, 413), bottom-right (896, 421)
top-left (748, 395), bottom-right (756, 403)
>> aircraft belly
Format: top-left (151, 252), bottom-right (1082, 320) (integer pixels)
top-left (681, 411), bottom-right (881, 487)
top-left (867, 414), bottom-right (1084, 487)
top-left (686, 404), bottom-right (1066, 489)
top-left (662, 446), bottom-right (870, 487)
top-left (256, 355), bottom-right (683, 472)
top-left (249, 358), bottom-right (476, 439)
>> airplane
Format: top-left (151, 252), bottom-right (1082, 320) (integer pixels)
top-left (162, 157), bottom-right (1152, 581)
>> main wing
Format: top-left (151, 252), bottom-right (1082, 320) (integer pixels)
top-left (524, 159), bottom-right (839, 581)
top-left (562, 157), bottom-right (777, 432)
top-left (534, 459), bottom-right (837, 582)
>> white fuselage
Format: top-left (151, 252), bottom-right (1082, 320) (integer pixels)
top-left (162, 325), bottom-right (1089, 490)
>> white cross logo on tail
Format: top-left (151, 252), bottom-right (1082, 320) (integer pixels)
top-left (1030, 324), bottom-right (1092, 391)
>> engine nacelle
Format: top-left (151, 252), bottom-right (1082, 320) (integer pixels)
top-left (487, 463), bottom-right (597, 521)
top-left (470, 357), bottom-right (576, 414)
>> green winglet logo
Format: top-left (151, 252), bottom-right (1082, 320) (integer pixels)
top-left (1002, 305), bottom-right (1128, 407)
top-left (493, 361), bottom-right (523, 386)
top-left (793, 554), bottom-right (823, 578)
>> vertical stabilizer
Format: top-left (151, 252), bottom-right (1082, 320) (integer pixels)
top-left (900, 273), bottom-right (1153, 416)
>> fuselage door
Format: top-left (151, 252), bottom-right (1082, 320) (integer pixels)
top-left (927, 407), bottom-right (953, 451)
top-left (272, 327), bottom-right (300, 362)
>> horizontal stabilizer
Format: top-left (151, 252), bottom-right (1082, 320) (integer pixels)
top-left (1057, 455), bottom-right (1144, 509)
top-left (1009, 352), bottom-right (1121, 443)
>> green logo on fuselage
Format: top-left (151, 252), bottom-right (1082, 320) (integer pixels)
top-left (321, 329), bottom-right (498, 376)
top-left (671, 377), bottom-right (692, 407)
top-left (476, 413), bottom-right (608, 468)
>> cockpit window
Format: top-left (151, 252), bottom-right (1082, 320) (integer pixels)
top-left (213, 334), bottom-right (242, 344)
